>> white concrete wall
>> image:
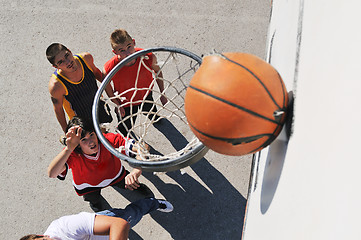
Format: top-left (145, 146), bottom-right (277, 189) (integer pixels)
top-left (242, 1), bottom-right (361, 239)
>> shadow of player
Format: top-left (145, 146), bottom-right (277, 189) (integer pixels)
top-left (142, 158), bottom-right (247, 240)
top-left (110, 119), bottom-right (247, 239)
top-left (140, 119), bottom-right (247, 239)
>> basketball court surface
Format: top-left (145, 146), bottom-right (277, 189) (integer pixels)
top-left (0, 1), bottom-right (270, 239)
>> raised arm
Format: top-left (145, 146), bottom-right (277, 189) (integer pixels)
top-left (48, 76), bottom-right (68, 132)
top-left (93, 215), bottom-right (130, 240)
top-left (48, 126), bottom-right (82, 178)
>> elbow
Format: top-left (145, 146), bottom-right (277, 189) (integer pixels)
top-left (47, 168), bottom-right (57, 178)
top-left (47, 172), bottom-right (55, 178)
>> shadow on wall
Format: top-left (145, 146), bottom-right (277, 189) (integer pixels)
top-left (260, 92), bottom-right (294, 214)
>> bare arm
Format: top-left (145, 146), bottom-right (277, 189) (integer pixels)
top-left (152, 55), bottom-right (167, 105)
top-left (47, 126), bottom-right (82, 178)
top-left (101, 69), bottom-right (122, 104)
top-left (82, 52), bottom-right (103, 82)
top-left (87, 55), bottom-right (117, 101)
top-left (83, 52), bottom-right (123, 115)
top-left (102, 67), bottom-right (125, 117)
top-left (125, 167), bottom-right (142, 190)
top-left (48, 76), bottom-right (68, 132)
top-left (93, 215), bottom-right (130, 240)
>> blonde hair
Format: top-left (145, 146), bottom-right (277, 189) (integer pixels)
top-left (110, 29), bottom-right (133, 49)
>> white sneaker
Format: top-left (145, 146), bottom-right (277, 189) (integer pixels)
top-left (157, 200), bottom-right (174, 213)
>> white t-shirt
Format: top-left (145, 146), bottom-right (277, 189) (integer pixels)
top-left (44, 212), bottom-right (108, 240)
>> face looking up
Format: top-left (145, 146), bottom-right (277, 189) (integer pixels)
top-left (112, 39), bottom-right (136, 65)
top-left (79, 132), bottom-right (99, 155)
top-left (53, 50), bottom-right (77, 72)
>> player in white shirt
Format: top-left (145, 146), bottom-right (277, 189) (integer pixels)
top-left (20, 198), bottom-right (173, 240)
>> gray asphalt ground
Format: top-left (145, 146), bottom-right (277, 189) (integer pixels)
top-left (0, 1), bottom-right (270, 239)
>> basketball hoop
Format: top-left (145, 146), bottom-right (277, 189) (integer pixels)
top-left (92, 47), bottom-right (208, 172)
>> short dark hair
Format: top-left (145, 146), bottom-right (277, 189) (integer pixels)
top-left (66, 116), bottom-right (96, 154)
top-left (19, 235), bottom-right (44, 240)
top-left (46, 43), bottom-right (69, 65)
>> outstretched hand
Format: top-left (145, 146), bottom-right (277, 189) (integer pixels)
top-left (65, 126), bottom-right (82, 150)
top-left (48, 125), bottom-right (83, 178)
top-left (125, 168), bottom-right (142, 190)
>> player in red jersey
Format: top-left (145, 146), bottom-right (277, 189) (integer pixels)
top-left (103, 29), bottom-right (168, 135)
top-left (47, 116), bottom-right (152, 212)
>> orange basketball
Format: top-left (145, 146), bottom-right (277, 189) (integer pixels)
top-left (185, 52), bottom-right (288, 156)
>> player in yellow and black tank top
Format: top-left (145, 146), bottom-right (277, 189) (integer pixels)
top-left (53, 55), bottom-right (112, 124)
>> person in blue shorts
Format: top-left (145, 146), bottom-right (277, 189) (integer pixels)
top-left (20, 198), bottom-right (173, 240)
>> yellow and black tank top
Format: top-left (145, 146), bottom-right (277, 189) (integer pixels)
top-left (53, 55), bottom-right (112, 123)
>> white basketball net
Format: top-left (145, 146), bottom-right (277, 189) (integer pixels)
top-left (99, 50), bottom-right (202, 162)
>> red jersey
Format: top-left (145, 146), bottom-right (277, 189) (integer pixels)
top-left (103, 48), bottom-right (154, 106)
top-left (59, 133), bottom-right (131, 196)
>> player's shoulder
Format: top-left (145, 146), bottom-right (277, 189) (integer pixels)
top-left (78, 52), bottom-right (92, 57)
top-left (103, 132), bottom-right (124, 144)
top-left (104, 55), bottom-right (119, 69)
top-left (48, 74), bottom-right (65, 94)
top-left (103, 132), bottom-right (117, 140)
top-left (77, 52), bottom-right (94, 63)
top-left (105, 54), bottom-right (117, 62)
top-left (134, 48), bottom-right (154, 63)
